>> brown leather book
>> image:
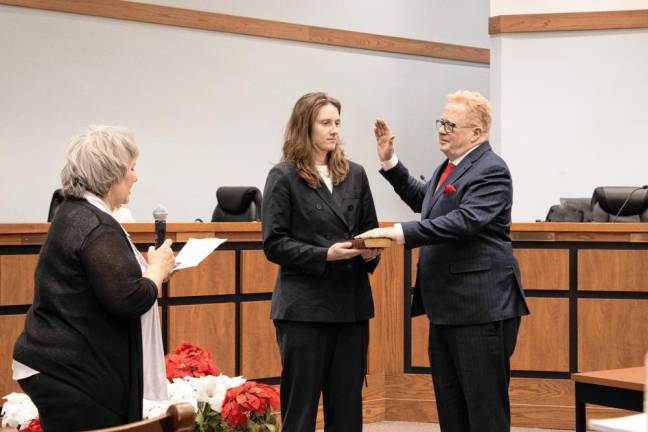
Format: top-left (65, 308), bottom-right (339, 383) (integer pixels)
top-left (349, 238), bottom-right (392, 249)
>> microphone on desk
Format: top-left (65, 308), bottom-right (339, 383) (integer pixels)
top-left (153, 205), bottom-right (168, 248)
top-left (612, 185), bottom-right (648, 222)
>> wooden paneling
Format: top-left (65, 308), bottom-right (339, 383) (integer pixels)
top-left (240, 250), bottom-right (278, 294)
top-left (509, 377), bottom-right (573, 406)
top-left (578, 299), bottom-right (648, 372)
top-left (514, 249), bottom-right (569, 290)
top-left (368, 244), bottom-right (404, 375)
top-left (411, 315), bottom-right (429, 367)
top-left (410, 248), bottom-right (419, 285)
top-left (384, 373), bottom-right (437, 422)
top-left (0, 0), bottom-right (489, 64)
top-left (578, 250), bottom-right (648, 291)
top-left (169, 251), bottom-right (235, 296)
top-left (385, 398), bottom-right (438, 423)
top-left (240, 301), bottom-right (281, 379)
top-left (490, 9), bottom-right (648, 34)
top-left (168, 303), bottom-right (235, 376)
top-left (0, 314), bottom-right (26, 397)
top-left (511, 298), bottom-right (569, 372)
top-left (0, 255), bottom-right (37, 305)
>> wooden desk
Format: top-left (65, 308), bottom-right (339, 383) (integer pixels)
top-left (572, 367), bottom-right (645, 432)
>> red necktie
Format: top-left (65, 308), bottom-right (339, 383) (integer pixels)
top-left (436, 162), bottom-right (455, 190)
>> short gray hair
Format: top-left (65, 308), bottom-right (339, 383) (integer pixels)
top-left (60, 125), bottom-right (139, 198)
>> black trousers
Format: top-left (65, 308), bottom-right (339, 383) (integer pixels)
top-left (18, 373), bottom-right (124, 432)
top-left (428, 317), bottom-right (521, 432)
top-left (274, 320), bottom-right (369, 432)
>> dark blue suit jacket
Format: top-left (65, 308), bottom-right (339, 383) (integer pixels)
top-left (381, 142), bottom-right (529, 325)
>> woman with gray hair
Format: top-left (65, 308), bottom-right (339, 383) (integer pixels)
top-left (12, 125), bottom-right (176, 431)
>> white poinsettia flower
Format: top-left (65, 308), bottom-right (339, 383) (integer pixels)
top-left (1, 392), bottom-right (38, 428)
top-left (167, 378), bottom-right (197, 401)
top-left (196, 374), bottom-right (245, 412)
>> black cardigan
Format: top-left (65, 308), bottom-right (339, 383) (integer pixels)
top-left (13, 198), bottom-right (158, 421)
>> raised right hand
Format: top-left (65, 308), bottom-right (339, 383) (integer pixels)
top-left (327, 241), bottom-right (362, 261)
top-left (374, 118), bottom-right (396, 162)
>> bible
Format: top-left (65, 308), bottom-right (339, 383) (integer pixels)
top-left (349, 238), bottom-right (392, 249)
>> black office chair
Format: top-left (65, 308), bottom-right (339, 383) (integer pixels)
top-left (47, 189), bottom-right (65, 222)
top-left (545, 198), bottom-right (591, 222)
top-left (591, 186), bottom-right (648, 222)
top-left (211, 186), bottom-right (262, 222)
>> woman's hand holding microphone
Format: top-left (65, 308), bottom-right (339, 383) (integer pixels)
top-left (144, 239), bottom-right (177, 293)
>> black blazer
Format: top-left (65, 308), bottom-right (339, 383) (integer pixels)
top-left (262, 161), bottom-right (379, 322)
top-left (13, 198), bottom-right (157, 421)
top-left (382, 142), bottom-right (529, 325)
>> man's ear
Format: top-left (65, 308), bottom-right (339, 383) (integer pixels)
top-left (471, 127), bottom-right (483, 142)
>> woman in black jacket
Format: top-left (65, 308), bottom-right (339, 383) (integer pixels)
top-left (262, 92), bottom-right (380, 431)
top-left (12, 125), bottom-right (176, 431)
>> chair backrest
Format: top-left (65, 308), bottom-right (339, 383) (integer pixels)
top-left (47, 189), bottom-right (65, 222)
top-left (591, 186), bottom-right (648, 222)
top-left (211, 186), bottom-right (262, 222)
top-left (545, 198), bottom-right (590, 222)
top-left (89, 403), bottom-right (194, 432)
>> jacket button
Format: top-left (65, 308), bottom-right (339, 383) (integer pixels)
top-left (316, 203), bottom-right (322, 209)
top-left (347, 205), bottom-right (353, 211)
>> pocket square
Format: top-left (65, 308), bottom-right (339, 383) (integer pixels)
top-left (443, 184), bottom-right (456, 194)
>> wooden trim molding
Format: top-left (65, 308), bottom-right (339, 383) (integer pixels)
top-left (0, 0), bottom-right (489, 64)
top-left (490, 9), bottom-right (648, 34)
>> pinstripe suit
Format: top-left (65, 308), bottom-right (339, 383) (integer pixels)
top-left (262, 161), bottom-right (379, 431)
top-left (381, 142), bottom-right (529, 431)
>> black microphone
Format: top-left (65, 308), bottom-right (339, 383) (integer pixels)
top-left (153, 205), bottom-right (169, 352)
top-left (153, 205), bottom-right (168, 248)
top-left (420, 174), bottom-right (426, 182)
top-left (612, 186), bottom-right (648, 222)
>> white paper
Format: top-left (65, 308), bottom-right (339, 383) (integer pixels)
top-left (589, 413), bottom-right (647, 432)
top-left (174, 238), bottom-right (227, 270)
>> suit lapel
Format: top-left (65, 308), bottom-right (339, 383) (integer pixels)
top-left (423, 142), bottom-right (492, 218)
top-left (421, 163), bottom-right (444, 215)
top-left (315, 183), bottom-right (351, 231)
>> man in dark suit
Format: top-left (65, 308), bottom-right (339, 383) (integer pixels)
top-left (358, 90), bottom-right (529, 431)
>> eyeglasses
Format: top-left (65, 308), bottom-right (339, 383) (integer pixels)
top-left (435, 119), bottom-right (475, 134)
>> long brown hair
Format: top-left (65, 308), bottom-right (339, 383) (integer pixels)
top-left (282, 92), bottom-right (349, 188)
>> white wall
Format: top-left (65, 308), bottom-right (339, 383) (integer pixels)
top-left (136, 0), bottom-right (491, 48)
top-left (0, 3), bottom-right (489, 223)
top-left (491, 0), bottom-right (648, 15)
top-left (490, 0), bottom-right (648, 221)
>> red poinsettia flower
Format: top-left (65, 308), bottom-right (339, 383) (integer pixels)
top-left (164, 342), bottom-right (220, 380)
top-left (221, 381), bottom-right (280, 428)
top-left (19, 418), bottom-right (41, 432)
top-left (443, 184), bottom-right (456, 194)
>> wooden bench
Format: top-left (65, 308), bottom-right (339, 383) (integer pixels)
top-left (572, 366), bottom-right (644, 432)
